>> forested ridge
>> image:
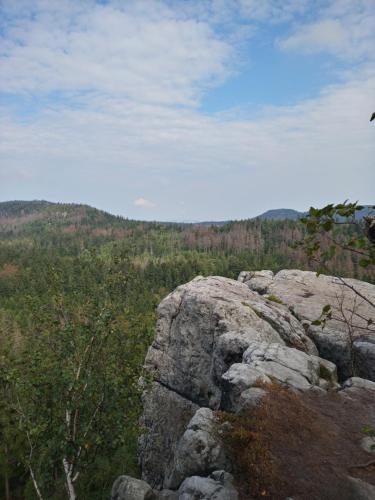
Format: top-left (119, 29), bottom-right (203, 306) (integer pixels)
top-left (0, 201), bottom-right (373, 499)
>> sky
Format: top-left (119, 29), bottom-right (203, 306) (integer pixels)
top-left (0, 0), bottom-right (374, 221)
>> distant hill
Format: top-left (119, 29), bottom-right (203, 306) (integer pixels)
top-left (0, 200), bottom-right (133, 234)
top-left (0, 201), bottom-right (373, 235)
top-left (255, 209), bottom-right (305, 221)
top-left (254, 206), bottom-right (374, 221)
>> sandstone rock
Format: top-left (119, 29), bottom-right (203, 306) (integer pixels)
top-left (213, 330), bottom-right (265, 381)
top-left (241, 269), bottom-right (375, 380)
top-left (238, 270), bottom-right (274, 294)
top-left (242, 342), bottom-right (321, 390)
top-left (221, 363), bottom-right (270, 411)
top-left (145, 276), bottom-right (315, 411)
top-left (165, 408), bottom-right (230, 489)
top-left (242, 291), bottom-right (318, 355)
top-left (111, 476), bottom-right (155, 500)
top-left (313, 355), bottom-right (338, 384)
top-left (145, 277), bottom-right (286, 410)
top-left (342, 377), bottom-right (375, 391)
top-left (178, 472), bottom-right (238, 500)
top-left (139, 382), bottom-right (198, 489)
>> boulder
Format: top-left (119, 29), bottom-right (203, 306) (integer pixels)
top-left (111, 476), bottom-right (155, 500)
top-left (221, 363), bottom-right (270, 411)
top-left (145, 277), bottom-right (286, 410)
top-left (240, 269), bottom-right (375, 381)
top-left (178, 472), bottom-right (238, 500)
top-left (145, 276), bottom-right (316, 411)
top-left (242, 342), bottom-right (321, 390)
top-left (342, 377), bottom-right (375, 391)
top-left (236, 387), bottom-right (267, 413)
top-left (165, 408), bottom-right (230, 489)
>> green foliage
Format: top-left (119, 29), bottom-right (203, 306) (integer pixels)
top-left (267, 295), bottom-right (284, 305)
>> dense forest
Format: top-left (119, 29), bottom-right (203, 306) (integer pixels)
top-left (0, 201), bottom-right (373, 499)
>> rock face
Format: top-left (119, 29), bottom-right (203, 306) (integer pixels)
top-left (140, 276), bottom-right (321, 490)
top-left (113, 271), bottom-right (375, 499)
top-left (239, 269), bottom-right (375, 381)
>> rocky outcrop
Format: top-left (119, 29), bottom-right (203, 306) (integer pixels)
top-left (140, 276), bottom-right (322, 491)
top-left (113, 271), bottom-right (375, 499)
top-left (239, 269), bottom-right (375, 381)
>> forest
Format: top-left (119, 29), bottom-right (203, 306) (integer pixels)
top-left (0, 201), bottom-right (373, 499)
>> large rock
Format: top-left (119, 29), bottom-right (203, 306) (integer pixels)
top-left (240, 270), bottom-right (375, 380)
top-left (165, 408), bottom-right (230, 489)
top-left (177, 472), bottom-right (238, 500)
top-left (242, 342), bottom-right (321, 390)
top-left (145, 276), bottom-right (316, 410)
top-left (221, 363), bottom-right (270, 411)
top-left (139, 275), bottom-right (339, 489)
top-left (342, 377), bottom-right (375, 391)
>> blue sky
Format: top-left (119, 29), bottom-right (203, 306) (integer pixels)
top-left (0, 0), bottom-right (374, 221)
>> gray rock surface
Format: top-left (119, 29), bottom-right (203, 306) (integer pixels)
top-left (242, 342), bottom-right (322, 390)
top-left (139, 383), bottom-right (198, 489)
top-left (145, 276), bottom-right (315, 410)
top-left (241, 269), bottom-right (375, 380)
top-left (307, 325), bottom-right (352, 380)
top-left (165, 408), bottom-right (230, 489)
top-left (342, 377), bottom-right (375, 391)
top-left (221, 362), bottom-right (270, 411)
top-left (236, 387), bottom-right (267, 413)
top-left (111, 476), bottom-right (156, 500)
top-left (178, 472), bottom-right (238, 500)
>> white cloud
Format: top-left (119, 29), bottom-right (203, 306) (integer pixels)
top-left (0, 0), bottom-right (233, 106)
top-left (278, 0), bottom-right (375, 60)
top-left (279, 19), bottom-right (349, 54)
top-left (134, 197), bottom-right (156, 209)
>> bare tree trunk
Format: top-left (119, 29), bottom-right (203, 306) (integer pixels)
top-left (63, 458), bottom-right (77, 500)
top-left (29, 465), bottom-right (44, 500)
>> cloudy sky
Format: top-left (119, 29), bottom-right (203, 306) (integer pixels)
top-left (0, 0), bottom-right (374, 221)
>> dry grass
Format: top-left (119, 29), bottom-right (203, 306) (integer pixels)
top-left (218, 383), bottom-right (375, 499)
